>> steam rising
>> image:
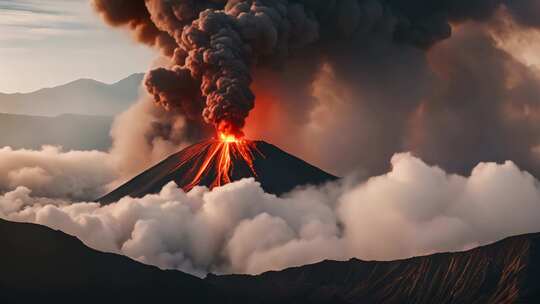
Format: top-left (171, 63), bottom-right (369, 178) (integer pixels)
top-left (2, 154), bottom-right (540, 276)
top-left (0, 146), bottom-right (115, 200)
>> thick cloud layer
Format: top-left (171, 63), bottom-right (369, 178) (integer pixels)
top-left (0, 146), bottom-right (115, 200)
top-left (2, 153), bottom-right (540, 276)
top-left (0, 95), bottom-right (207, 201)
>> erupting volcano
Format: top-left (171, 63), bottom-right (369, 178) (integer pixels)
top-left (184, 132), bottom-right (261, 190)
top-left (98, 133), bottom-right (336, 204)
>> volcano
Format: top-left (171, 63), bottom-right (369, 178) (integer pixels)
top-left (98, 139), bottom-right (337, 204)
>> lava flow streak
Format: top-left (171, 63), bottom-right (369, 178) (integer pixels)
top-left (183, 133), bottom-right (263, 190)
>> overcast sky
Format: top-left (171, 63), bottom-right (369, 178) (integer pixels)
top-left (0, 0), bottom-right (155, 93)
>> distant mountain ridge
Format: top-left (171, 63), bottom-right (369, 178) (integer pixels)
top-left (0, 73), bottom-right (144, 117)
top-left (0, 112), bottom-right (113, 151)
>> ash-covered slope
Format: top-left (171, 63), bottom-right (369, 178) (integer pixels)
top-left (208, 233), bottom-right (540, 304)
top-left (2, 217), bottom-right (540, 303)
top-left (0, 219), bottom-right (221, 304)
top-left (98, 140), bottom-right (337, 204)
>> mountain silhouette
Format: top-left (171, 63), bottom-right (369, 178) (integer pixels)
top-left (0, 218), bottom-right (221, 304)
top-left (2, 218), bottom-right (540, 303)
top-left (0, 73), bottom-right (143, 117)
top-left (98, 139), bottom-right (337, 204)
top-left (208, 233), bottom-right (540, 303)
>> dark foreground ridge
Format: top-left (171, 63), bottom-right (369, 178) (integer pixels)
top-left (98, 140), bottom-right (337, 204)
top-left (0, 219), bottom-right (221, 304)
top-left (2, 218), bottom-right (540, 304)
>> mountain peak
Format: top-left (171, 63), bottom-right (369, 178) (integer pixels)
top-left (98, 139), bottom-right (337, 204)
top-left (35, 78), bottom-right (106, 93)
top-left (111, 73), bottom-right (145, 86)
top-left (0, 73), bottom-right (144, 117)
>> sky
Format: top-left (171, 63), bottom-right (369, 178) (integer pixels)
top-left (0, 0), bottom-right (155, 93)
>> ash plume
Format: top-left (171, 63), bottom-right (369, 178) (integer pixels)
top-left (91, 0), bottom-right (540, 180)
top-left (94, 0), bottom-right (319, 135)
top-left (93, 0), bottom-right (535, 136)
top-left (92, 0), bottom-right (176, 56)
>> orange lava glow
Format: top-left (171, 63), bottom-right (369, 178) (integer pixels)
top-left (220, 133), bottom-right (239, 143)
top-left (184, 132), bottom-right (262, 190)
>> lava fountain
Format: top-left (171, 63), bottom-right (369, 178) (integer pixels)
top-left (181, 132), bottom-right (263, 190)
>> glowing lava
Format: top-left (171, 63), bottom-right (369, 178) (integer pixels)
top-left (180, 132), bottom-right (263, 190)
top-left (220, 133), bottom-right (239, 143)
top-left (98, 134), bottom-right (338, 204)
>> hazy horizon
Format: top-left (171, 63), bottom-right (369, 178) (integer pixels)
top-left (0, 72), bottom-right (144, 95)
top-left (0, 0), bottom-right (154, 94)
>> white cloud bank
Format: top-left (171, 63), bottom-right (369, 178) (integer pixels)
top-left (2, 153), bottom-right (540, 277)
top-left (0, 146), bottom-right (115, 200)
top-left (0, 97), bottom-right (196, 201)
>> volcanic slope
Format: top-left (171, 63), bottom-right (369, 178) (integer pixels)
top-left (99, 139), bottom-right (337, 204)
top-left (208, 233), bottom-right (540, 303)
top-left (2, 217), bottom-right (540, 303)
top-left (0, 219), bottom-right (221, 304)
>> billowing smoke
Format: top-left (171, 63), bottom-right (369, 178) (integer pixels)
top-left (2, 154), bottom-right (540, 276)
top-left (91, 0), bottom-right (540, 179)
top-left (91, 0), bottom-right (525, 136)
top-left (108, 94), bottom-right (211, 185)
top-left (92, 0), bottom-right (176, 56)
top-left (242, 8), bottom-right (540, 179)
top-left (93, 0), bottom-right (320, 135)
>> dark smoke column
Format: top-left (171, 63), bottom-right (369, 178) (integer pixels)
top-left (93, 0), bottom-right (318, 137)
top-left (181, 9), bottom-right (255, 137)
top-left (93, 0), bottom-right (538, 137)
